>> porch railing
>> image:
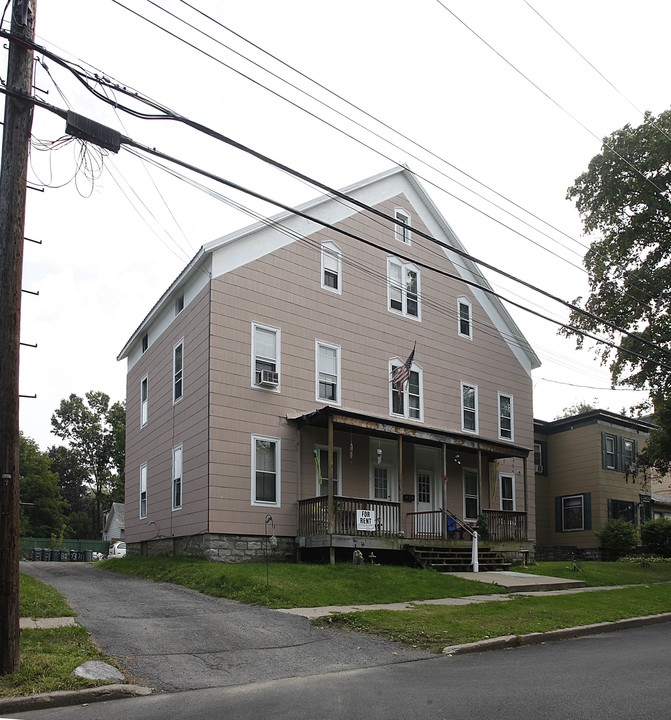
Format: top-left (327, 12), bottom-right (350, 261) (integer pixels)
top-left (481, 509), bottom-right (527, 542)
top-left (407, 508), bottom-right (475, 541)
top-left (297, 496), bottom-right (401, 537)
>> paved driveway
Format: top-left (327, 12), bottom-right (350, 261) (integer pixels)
top-left (20, 562), bottom-right (431, 692)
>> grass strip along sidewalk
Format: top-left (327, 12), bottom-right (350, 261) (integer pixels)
top-left (0, 575), bottom-right (118, 698)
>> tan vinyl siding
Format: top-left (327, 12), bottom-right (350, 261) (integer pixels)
top-left (207, 193), bottom-right (534, 537)
top-left (125, 285), bottom-right (211, 542)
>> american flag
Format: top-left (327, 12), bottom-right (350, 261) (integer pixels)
top-left (390, 343), bottom-right (416, 398)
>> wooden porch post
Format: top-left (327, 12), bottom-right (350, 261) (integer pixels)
top-left (477, 450), bottom-right (483, 515)
top-left (523, 455), bottom-right (529, 540)
top-left (328, 414), bottom-right (335, 565)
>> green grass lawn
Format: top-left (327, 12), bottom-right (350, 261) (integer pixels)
top-left (19, 573), bottom-right (76, 619)
top-left (518, 560), bottom-right (671, 586)
top-left (321, 584), bottom-right (671, 652)
top-left (101, 556), bottom-right (501, 608)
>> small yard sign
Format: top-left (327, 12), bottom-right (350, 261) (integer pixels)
top-left (356, 509), bottom-right (376, 531)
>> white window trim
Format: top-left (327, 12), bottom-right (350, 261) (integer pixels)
top-left (389, 358), bottom-right (423, 422)
top-left (172, 444), bottom-right (183, 511)
top-left (499, 472), bottom-right (516, 511)
top-left (173, 339), bottom-right (184, 405)
top-left (251, 435), bottom-right (281, 508)
top-left (139, 462), bottom-right (148, 519)
top-left (315, 340), bottom-right (341, 405)
top-left (394, 208), bottom-right (412, 245)
top-left (498, 392), bottom-right (514, 442)
top-left (387, 257), bottom-right (421, 321)
top-left (461, 382), bottom-right (479, 434)
top-left (140, 374), bottom-right (148, 428)
top-left (320, 241), bottom-right (342, 295)
top-left (251, 322), bottom-right (281, 392)
top-left (175, 293), bottom-right (185, 316)
top-left (315, 445), bottom-right (342, 496)
top-left (457, 296), bottom-right (473, 340)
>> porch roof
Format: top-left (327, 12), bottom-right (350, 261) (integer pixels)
top-left (287, 406), bottom-right (531, 461)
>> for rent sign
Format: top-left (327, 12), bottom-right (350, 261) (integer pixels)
top-left (356, 509), bottom-right (376, 531)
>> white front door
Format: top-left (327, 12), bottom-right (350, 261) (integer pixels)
top-left (416, 467), bottom-right (439, 535)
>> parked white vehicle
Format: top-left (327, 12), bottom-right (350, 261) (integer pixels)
top-left (107, 541), bottom-right (126, 558)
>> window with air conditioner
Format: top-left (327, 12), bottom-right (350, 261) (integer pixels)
top-left (321, 242), bottom-right (342, 294)
top-left (252, 323), bottom-right (280, 390)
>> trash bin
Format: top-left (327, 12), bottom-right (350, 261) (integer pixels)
top-left (32, 548), bottom-right (42, 561)
top-left (59, 550), bottom-right (69, 562)
top-left (84, 549), bottom-right (93, 562)
top-left (42, 549), bottom-right (52, 561)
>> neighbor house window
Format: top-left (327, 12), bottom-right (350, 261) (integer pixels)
top-left (601, 433), bottom-right (638, 473)
top-left (252, 436), bottom-right (280, 506)
top-left (139, 463), bottom-right (147, 519)
top-left (463, 468), bottom-right (479, 520)
top-left (608, 498), bottom-right (637, 524)
top-left (172, 445), bottom-right (183, 510)
top-left (458, 297), bottom-right (472, 339)
top-left (316, 341), bottom-right (341, 404)
top-left (603, 433), bottom-right (616, 469)
top-left (321, 242), bottom-right (342, 293)
top-left (253, 323), bottom-right (280, 389)
top-left (140, 375), bottom-right (148, 428)
top-left (500, 473), bottom-right (515, 511)
top-left (461, 382), bottom-right (478, 433)
top-left (387, 258), bottom-right (420, 319)
top-left (555, 493), bottom-right (591, 532)
top-left (534, 442), bottom-right (547, 475)
top-left (390, 360), bottom-right (422, 421)
top-left (498, 393), bottom-right (514, 441)
top-left (316, 446), bottom-right (341, 496)
top-left (394, 208), bottom-right (411, 244)
top-left (173, 340), bottom-right (184, 403)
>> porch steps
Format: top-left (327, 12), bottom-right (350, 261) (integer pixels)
top-left (409, 546), bottom-right (511, 573)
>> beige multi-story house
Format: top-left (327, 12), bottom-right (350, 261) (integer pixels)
top-left (118, 167), bottom-right (540, 565)
top-left (534, 410), bottom-right (657, 559)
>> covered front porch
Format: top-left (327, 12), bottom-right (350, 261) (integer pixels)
top-left (289, 407), bottom-right (533, 565)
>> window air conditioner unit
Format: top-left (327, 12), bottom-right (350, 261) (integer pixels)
top-left (258, 370), bottom-right (279, 387)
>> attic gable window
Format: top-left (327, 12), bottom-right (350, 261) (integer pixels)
top-left (141, 333), bottom-right (148, 353)
top-left (387, 258), bottom-right (420, 320)
top-left (394, 209), bottom-right (411, 245)
top-left (175, 294), bottom-right (184, 316)
top-left (321, 242), bottom-right (342, 294)
top-left (458, 297), bottom-right (472, 339)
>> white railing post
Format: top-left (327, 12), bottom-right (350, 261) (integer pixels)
top-left (471, 530), bottom-right (479, 572)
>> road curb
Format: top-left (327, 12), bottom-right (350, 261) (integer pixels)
top-left (442, 612), bottom-right (671, 655)
top-left (0, 683), bottom-right (153, 713)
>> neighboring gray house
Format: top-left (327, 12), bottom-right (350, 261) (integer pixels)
top-left (117, 167), bottom-right (540, 564)
top-left (102, 502), bottom-right (125, 543)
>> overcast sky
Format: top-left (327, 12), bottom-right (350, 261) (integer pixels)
top-left (9, 0), bottom-right (671, 449)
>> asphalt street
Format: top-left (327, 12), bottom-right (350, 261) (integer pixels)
top-left (12, 621), bottom-right (671, 720)
top-left (19, 562), bottom-right (432, 691)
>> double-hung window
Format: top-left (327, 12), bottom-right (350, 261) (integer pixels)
top-left (394, 209), bottom-right (411, 245)
top-left (140, 375), bottom-right (148, 428)
top-left (173, 340), bottom-right (184, 404)
top-left (461, 382), bottom-right (478, 433)
top-left (139, 463), bottom-right (147, 519)
top-left (500, 473), bottom-right (515, 511)
top-left (387, 258), bottom-right (420, 319)
top-left (321, 242), bottom-right (342, 293)
top-left (253, 323), bottom-right (280, 389)
top-left (316, 341), bottom-right (341, 404)
top-left (252, 435), bottom-right (280, 506)
top-left (498, 393), bottom-right (514, 441)
top-left (172, 445), bottom-right (183, 510)
top-left (562, 495), bottom-right (584, 531)
top-left (390, 360), bottom-right (422, 421)
top-left (458, 297), bottom-right (472, 339)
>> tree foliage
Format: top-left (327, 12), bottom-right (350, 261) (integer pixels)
top-left (564, 108), bottom-right (671, 396)
top-left (640, 518), bottom-right (671, 557)
top-left (19, 433), bottom-right (67, 538)
top-left (51, 391), bottom-right (126, 534)
top-left (554, 401), bottom-right (598, 420)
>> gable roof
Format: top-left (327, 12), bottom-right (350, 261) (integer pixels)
top-left (118, 166), bottom-right (540, 372)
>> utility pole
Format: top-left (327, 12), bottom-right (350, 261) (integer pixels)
top-left (0, 0), bottom-right (36, 675)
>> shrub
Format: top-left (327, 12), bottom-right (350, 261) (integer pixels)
top-left (596, 519), bottom-right (638, 558)
top-left (640, 518), bottom-right (671, 557)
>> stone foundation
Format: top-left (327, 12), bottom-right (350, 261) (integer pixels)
top-left (128, 533), bottom-right (296, 563)
top-left (534, 545), bottom-right (603, 562)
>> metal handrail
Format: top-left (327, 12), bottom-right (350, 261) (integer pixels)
top-left (442, 508), bottom-right (475, 539)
